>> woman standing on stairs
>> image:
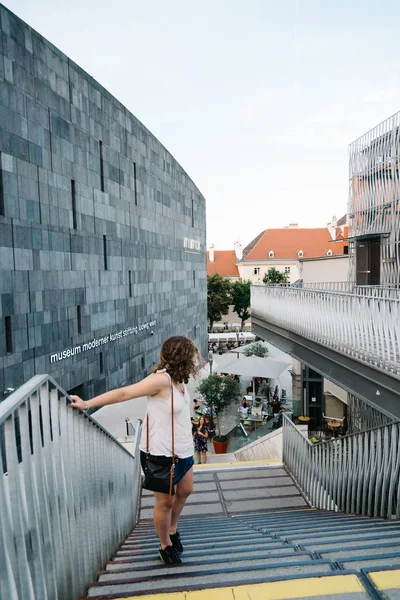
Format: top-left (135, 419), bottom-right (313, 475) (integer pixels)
top-left (70, 335), bottom-right (201, 566)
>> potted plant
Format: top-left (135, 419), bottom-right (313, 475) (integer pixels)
top-left (196, 375), bottom-right (241, 454)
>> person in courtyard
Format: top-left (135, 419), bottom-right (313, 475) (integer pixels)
top-left (239, 397), bottom-right (250, 416)
top-left (270, 395), bottom-right (283, 415)
top-left (204, 416), bottom-right (215, 438)
top-left (192, 398), bottom-right (201, 413)
top-left (193, 415), bottom-right (209, 464)
top-left (70, 335), bottom-right (201, 566)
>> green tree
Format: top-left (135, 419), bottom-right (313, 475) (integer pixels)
top-left (207, 274), bottom-right (232, 331)
top-left (262, 268), bottom-right (289, 285)
top-left (197, 374), bottom-right (241, 440)
top-left (243, 341), bottom-right (269, 358)
top-left (231, 278), bottom-right (251, 331)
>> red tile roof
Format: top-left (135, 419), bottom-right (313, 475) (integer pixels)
top-left (207, 250), bottom-right (239, 277)
top-left (243, 228), bottom-right (347, 261)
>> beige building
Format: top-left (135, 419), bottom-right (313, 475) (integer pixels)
top-left (236, 221), bottom-right (348, 284)
top-left (300, 255), bottom-right (350, 284)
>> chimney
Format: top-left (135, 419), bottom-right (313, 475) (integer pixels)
top-left (327, 215), bottom-right (337, 240)
top-left (234, 240), bottom-right (243, 260)
top-left (209, 244), bottom-right (215, 263)
top-left (285, 223), bottom-right (299, 229)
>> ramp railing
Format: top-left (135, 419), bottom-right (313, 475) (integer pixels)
top-left (283, 414), bottom-right (400, 519)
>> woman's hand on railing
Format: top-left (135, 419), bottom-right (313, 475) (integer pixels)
top-left (70, 395), bottom-right (90, 411)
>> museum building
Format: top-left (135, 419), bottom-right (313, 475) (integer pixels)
top-left (0, 5), bottom-right (207, 400)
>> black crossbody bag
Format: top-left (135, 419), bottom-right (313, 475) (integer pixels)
top-left (142, 376), bottom-right (178, 497)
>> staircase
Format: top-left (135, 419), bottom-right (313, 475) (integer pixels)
top-left (83, 463), bottom-right (400, 599)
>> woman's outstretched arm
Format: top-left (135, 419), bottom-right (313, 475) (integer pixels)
top-left (69, 372), bottom-right (169, 411)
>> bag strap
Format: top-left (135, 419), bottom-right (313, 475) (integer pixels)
top-left (170, 376), bottom-right (175, 459)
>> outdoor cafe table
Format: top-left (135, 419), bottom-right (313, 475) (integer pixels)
top-left (241, 415), bottom-right (264, 430)
top-left (327, 421), bottom-right (341, 437)
top-left (298, 415), bottom-right (311, 423)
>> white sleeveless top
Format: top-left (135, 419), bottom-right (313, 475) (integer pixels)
top-left (139, 371), bottom-right (194, 459)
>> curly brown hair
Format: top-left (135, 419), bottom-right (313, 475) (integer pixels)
top-left (154, 336), bottom-right (202, 383)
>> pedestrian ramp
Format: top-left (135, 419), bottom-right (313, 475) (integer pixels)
top-left (82, 464), bottom-right (400, 599)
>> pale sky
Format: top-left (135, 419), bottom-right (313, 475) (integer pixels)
top-left (6, 0), bottom-right (400, 249)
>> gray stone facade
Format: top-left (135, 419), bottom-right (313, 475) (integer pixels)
top-left (0, 5), bottom-right (207, 399)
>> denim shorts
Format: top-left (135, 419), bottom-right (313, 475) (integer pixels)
top-left (140, 451), bottom-right (194, 488)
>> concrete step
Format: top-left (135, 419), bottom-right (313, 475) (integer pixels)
top-left (238, 514), bottom-right (385, 532)
top-left (218, 475), bottom-right (294, 489)
top-left (134, 514), bottom-right (234, 528)
top-left (99, 552), bottom-right (318, 581)
top-left (287, 522), bottom-right (400, 541)
top-left (89, 573), bottom-right (375, 600)
top-left (215, 466), bottom-right (287, 478)
top-left (120, 532), bottom-right (265, 551)
top-left (236, 510), bottom-right (378, 525)
top-left (193, 459), bottom-right (283, 472)
top-left (126, 519), bottom-right (255, 541)
top-left (115, 535), bottom-right (280, 556)
top-left (305, 537), bottom-right (400, 553)
top-left (86, 561), bottom-right (335, 597)
top-left (257, 517), bottom-right (392, 535)
top-left (222, 485), bottom-right (303, 502)
top-left (200, 452), bottom-right (237, 463)
top-left (340, 556), bottom-right (400, 572)
top-left (107, 545), bottom-right (301, 569)
top-left (141, 490), bottom-right (221, 507)
top-left (125, 528), bottom-right (256, 544)
top-left (321, 547), bottom-right (400, 561)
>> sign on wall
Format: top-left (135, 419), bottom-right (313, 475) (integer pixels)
top-left (50, 319), bottom-right (157, 363)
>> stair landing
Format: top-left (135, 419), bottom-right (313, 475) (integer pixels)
top-left (140, 461), bottom-right (306, 520)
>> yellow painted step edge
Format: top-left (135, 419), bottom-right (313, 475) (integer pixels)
top-left (369, 568), bottom-right (400, 590)
top-left (115, 574), bottom-right (365, 600)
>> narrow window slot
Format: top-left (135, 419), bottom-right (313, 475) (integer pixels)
top-left (77, 305), bottom-right (82, 334)
top-left (133, 162), bottom-right (138, 205)
top-left (103, 234), bottom-right (108, 270)
top-left (99, 140), bottom-right (104, 192)
top-left (71, 179), bottom-right (77, 229)
top-left (5, 316), bottom-right (12, 353)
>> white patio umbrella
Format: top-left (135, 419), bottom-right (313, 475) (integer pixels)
top-left (198, 358), bottom-right (219, 378)
top-left (229, 343), bottom-right (288, 359)
top-left (218, 356), bottom-right (291, 398)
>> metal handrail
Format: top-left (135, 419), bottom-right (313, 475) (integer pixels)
top-left (282, 414), bottom-right (400, 519)
top-left (268, 281), bottom-right (400, 298)
top-left (0, 375), bottom-right (142, 600)
top-left (251, 285), bottom-right (400, 376)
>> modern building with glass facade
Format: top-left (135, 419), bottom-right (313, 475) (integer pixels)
top-left (0, 5), bottom-right (207, 400)
top-left (349, 112), bottom-right (400, 287)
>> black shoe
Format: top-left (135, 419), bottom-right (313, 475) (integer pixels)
top-left (158, 545), bottom-right (182, 565)
top-left (170, 531), bottom-right (183, 553)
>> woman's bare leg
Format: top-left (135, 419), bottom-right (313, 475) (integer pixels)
top-left (153, 492), bottom-right (173, 549)
top-left (202, 451), bottom-right (207, 464)
top-left (196, 451), bottom-right (201, 464)
top-left (170, 467), bottom-right (193, 534)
